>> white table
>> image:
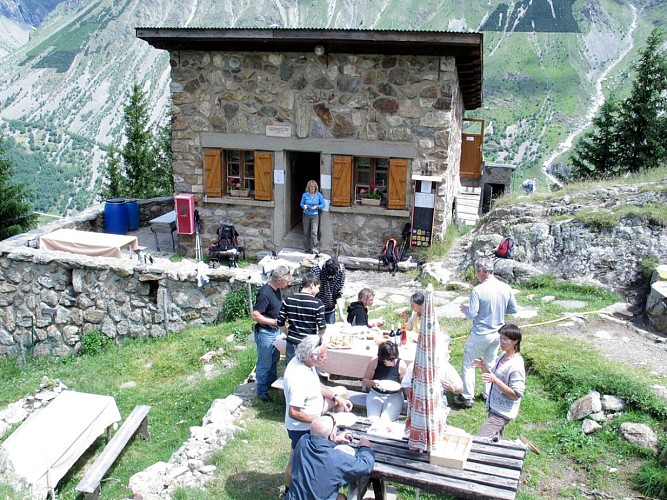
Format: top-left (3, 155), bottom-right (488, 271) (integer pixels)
top-left (0, 391), bottom-right (121, 499)
top-left (40, 229), bottom-right (138, 258)
top-left (274, 324), bottom-right (417, 379)
top-left (149, 210), bottom-right (177, 251)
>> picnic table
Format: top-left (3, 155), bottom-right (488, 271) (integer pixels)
top-left (346, 419), bottom-right (527, 500)
top-left (273, 323), bottom-right (418, 379)
top-left (0, 391), bottom-right (121, 499)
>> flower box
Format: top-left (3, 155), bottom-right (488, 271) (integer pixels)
top-left (229, 189), bottom-right (250, 197)
top-left (361, 198), bottom-right (381, 206)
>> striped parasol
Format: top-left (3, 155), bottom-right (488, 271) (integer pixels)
top-left (406, 283), bottom-right (447, 452)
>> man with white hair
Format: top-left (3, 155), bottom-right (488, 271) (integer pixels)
top-left (282, 336), bottom-right (352, 498)
top-left (287, 415), bottom-right (374, 500)
top-left (455, 257), bottom-right (518, 409)
top-left (251, 265), bottom-right (292, 403)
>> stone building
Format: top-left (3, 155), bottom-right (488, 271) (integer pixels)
top-left (136, 28), bottom-right (483, 257)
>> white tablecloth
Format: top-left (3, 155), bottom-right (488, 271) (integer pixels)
top-left (273, 323), bottom-right (417, 379)
top-left (40, 229), bottom-right (138, 258)
top-left (0, 390), bottom-right (121, 499)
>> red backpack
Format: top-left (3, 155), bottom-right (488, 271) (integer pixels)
top-left (494, 237), bottom-right (515, 259)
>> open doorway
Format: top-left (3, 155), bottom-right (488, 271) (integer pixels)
top-left (287, 151), bottom-right (321, 231)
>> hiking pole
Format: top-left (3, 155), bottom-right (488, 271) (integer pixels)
top-left (194, 210), bottom-right (202, 262)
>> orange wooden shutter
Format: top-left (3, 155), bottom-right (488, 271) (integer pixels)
top-left (332, 155), bottom-right (352, 206)
top-left (204, 148), bottom-right (222, 196)
top-left (387, 158), bottom-right (408, 209)
top-left (254, 151), bottom-right (273, 201)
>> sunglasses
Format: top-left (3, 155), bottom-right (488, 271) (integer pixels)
top-left (324, 414), bottom-right (339, 435)
top-left (499, 336), bottom-right (513, 344)
top-left (384, 357), bottom-right (397, 362)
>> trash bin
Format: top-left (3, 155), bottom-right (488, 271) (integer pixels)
top-left (104, 198), bottom-right (128, 235)
top-left (126, 200), bottom-right (140, 232)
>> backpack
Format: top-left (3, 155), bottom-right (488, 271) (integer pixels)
top-left (494, 237), bottom-right (515, 259)
top-left (215, 224), bottom-right (239, 251)
top-left (379, 237), bottom-right (399, 274)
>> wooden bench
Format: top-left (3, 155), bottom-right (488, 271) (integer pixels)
top-left (271, 377), bottom-right (408, 414)
top-left (76, 405), bottom-right (152, 500)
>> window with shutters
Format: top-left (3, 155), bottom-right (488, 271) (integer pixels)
top-left (332, 155), bottom-right (407, 209)
top-left (203, 148), bottom-right (273, 200)
top-left (226, 150), bottom-right (255, 192)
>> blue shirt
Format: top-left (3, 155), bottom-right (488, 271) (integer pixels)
top-left (300, 192), bottom-right (326, 216)
top-left (287, 434), bottom-right (375, 500)
top-left (465, 276), bottom-right (518, 336)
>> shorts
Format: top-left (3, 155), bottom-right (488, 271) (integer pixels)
top-left (287, 428), bottom-right (310, 449)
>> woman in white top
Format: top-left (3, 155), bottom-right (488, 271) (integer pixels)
top-left (473, 323), bottom-right (526, 439)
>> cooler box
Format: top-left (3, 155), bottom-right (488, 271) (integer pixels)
top-left (175, 194), bottom-right (195, 235)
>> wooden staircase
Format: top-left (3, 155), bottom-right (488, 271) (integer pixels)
top-left (456, 185), bottom-right (482, 226)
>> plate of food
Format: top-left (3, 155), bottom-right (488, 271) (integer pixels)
top-left (333, 412), bottom-right (357, 427)
top-left (376, 380), bottom-right (401, 392)
top-left (328, 334), bottom-right (352, 349)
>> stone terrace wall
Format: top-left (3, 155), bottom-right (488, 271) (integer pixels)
top-left (0, 198), bottom-right (251, 358)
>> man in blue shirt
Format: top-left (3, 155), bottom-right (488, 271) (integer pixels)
top-left (454, 257), bottom-right (518, 409)
top-left (287, 415), bottom-right (375, 500)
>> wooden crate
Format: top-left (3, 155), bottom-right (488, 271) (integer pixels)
top-left (430, 432), bottom-right (473, 469)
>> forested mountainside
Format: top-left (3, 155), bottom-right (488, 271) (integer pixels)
top-left (0, 0), bottom-right (665, 215)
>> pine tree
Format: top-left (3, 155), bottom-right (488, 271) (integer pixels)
top-left (615, 28), bottom-right (667, 173)
top-left (570, 99), bottom-right (621, 180)
top-left (0, 137), bottom-right (38, 241)
top-left (569, 28), bottom-right (667, 181)
top-left (122, 82), bottom-right (156, 198)
top-left (101, 84), bottom-right (173, 200)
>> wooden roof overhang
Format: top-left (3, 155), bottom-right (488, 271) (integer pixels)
top-left (136, 27), bottom-right (483, 109)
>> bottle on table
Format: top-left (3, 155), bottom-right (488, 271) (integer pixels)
top-left (388, 323), bottom-right (396, 342)
top-left (400, 323), bottom-right (407, 345)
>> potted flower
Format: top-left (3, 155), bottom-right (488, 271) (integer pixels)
top-left (360, 184), bottom-right (382, 206)
top-left (228, 179), bottom-right (249, 197)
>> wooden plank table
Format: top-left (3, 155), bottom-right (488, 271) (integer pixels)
top-left (346, 419), bottom-right (527, 500)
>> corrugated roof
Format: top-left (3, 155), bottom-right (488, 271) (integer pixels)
top-left (135, 27), bottom-right (482, 109)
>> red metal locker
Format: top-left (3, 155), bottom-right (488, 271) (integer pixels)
top-left (175, 194), bottom-right (195, 235)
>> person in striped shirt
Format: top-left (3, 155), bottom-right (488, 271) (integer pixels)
top-left (278, 273), bottom-right (327, 366)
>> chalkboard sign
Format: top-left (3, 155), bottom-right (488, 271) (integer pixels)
top-left (411, 181), bottom-right (435, 247)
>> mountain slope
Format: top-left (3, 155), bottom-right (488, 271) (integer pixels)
top-left (0, 0), bottom-right (659, 214)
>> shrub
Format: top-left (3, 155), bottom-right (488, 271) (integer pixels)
top-left (80, 330), bottom-right (110, 356)
top-left (636, 460), bottom-right (667, 499)
top-left (639, 257), bottom-right (659, 279)
top-left (222, 285), bottom-right (258, 322)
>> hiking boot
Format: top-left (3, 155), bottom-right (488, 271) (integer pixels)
top-left (453, 394), bottom-right (474, 409)
top-left (258, 393), bottom-right (273, 403)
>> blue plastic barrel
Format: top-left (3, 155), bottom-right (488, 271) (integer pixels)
top-left (104, 198), bottom-right (128, 235)
top-left (126, 200), bottom-right (140, 231)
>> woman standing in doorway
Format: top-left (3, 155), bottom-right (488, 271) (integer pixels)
top-left (300, 180), bottom-right (325, 254)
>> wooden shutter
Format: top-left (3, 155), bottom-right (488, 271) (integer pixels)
top-left (332, 155), bottom-right (353, 206)
top-left (387, 158), bottom-right (408, 209)
top-left (254, 151), bottom-right (273, 201)
top-left (204, 148), bottom-right (222, 196)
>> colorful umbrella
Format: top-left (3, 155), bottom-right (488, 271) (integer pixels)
top-left (406, 283), bottom-right (447, 452)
